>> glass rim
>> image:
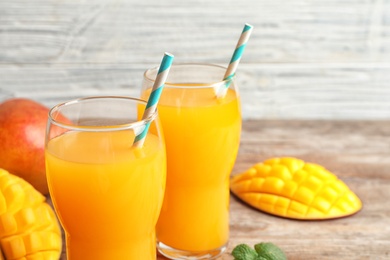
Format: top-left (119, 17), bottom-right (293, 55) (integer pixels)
top-left (48, 96), bottom-right (157, 132)
top-left (143, 63), bottom-right (236, 89)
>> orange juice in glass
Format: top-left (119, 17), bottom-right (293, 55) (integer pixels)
top-left (142, 64), bottom-right (241, 259)
top-left (45, 96), bottom-right (166, 260)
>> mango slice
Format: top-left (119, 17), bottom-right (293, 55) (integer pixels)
top-left (230, 157), bottom-right (362, 220)
top-left (0, 168), bottom-right (62, 260)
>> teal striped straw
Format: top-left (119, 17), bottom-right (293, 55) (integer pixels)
top-left (133, 52), bottom-right (174, 148)
top-left (217, 23), bottom-right (253, 98)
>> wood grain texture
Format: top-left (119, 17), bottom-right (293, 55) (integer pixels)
top-left (1, 0), bottom-right (390, 120)
top-left (1, 64), bottom-right (390, 120)
top-left (227, 120), bottom-right (390, 260)
top-left (1, 0), bottom-right (389, 63)
top-left (236, 120), bottom-right (390, 260)
top-left (55, 120), bottom-right (390, 260)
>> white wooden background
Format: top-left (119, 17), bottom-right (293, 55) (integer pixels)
top-left (0, 0), bottom-right (390, 119)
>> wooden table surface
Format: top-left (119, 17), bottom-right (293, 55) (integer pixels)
top-left (60, 119), bottom-right (390, 260)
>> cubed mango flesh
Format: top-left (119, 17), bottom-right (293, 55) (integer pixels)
top-left (230, 157), bottom-right (362, 220)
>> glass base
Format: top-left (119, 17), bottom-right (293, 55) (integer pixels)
top-left (157, 241), bottom-right (227, 260)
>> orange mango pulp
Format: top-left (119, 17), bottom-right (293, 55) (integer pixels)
top-left (45, 130), bottom-right (166, 260)
top-left (142, 87), bottom-right (241, 252)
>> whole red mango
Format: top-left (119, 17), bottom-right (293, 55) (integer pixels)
top-left (0, 98), bottom-right (52, 194)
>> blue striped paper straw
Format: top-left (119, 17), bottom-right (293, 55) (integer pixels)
top-left (217, 23), bottom-right (253, 98)
top-left (133, 52), bottom-right (174, 148)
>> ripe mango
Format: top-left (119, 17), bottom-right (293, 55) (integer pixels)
top-left (0, 168), bottom-right (62, 259)
top-left (230, 157), bottom-right (362, 220)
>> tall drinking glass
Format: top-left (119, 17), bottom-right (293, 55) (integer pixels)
top-left (45, 96), bottom-right (166, 260)
top-left (142, 64), bottom-right (242, 259)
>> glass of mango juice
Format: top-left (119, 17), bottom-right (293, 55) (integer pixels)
top-left (142, 64), bottom-right (242, 259)
top-left (45, 96), bottom-right (166, 260)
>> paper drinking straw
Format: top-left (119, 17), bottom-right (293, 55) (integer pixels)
top-left (216, 23), bottom-right (253, 98)
top-left (133, 52), bottom-right (174, 148)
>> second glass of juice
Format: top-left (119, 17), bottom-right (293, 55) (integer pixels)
top-left (45, 96), bottom-right (166, 260)
top-left (142, 64), bottom-right (242, 259)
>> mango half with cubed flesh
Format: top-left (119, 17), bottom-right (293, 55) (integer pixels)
top-left (0, 168), bottom-right (62, 260)
top-left (230, 157), bottom-right (362, 220)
